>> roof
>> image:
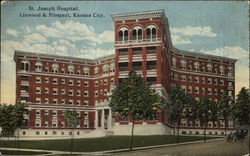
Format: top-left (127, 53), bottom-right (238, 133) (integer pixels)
top-left (13, 50), bottom-right (115, 63)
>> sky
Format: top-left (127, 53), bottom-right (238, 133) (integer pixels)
top-left (1, 1), bottom-right (249, 104)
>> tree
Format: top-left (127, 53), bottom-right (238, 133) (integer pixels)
top-left (218, 93), bottom-right (232, 135)
top-left (64, 110), bottom-right (80, 154)
top-left (197, 97), bottom-right (218, 142)
top-left (110, 72), bottom-right (160, 151)
top-left (231, 87), bottom-right (250, 154)
top-left (163, 86), bottom-right (189, 143)
top-left (0, 103), bottom-right (25, 137)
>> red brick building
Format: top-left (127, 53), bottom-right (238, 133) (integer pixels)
top-left (14, 10), bottom-right (236, 137)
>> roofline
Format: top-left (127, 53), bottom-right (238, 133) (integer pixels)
top-left (13, 50), bottom-right (115, 63)
top-left (171, 47), bottom-right (237, 63)
top-left (111, 9), bottom-right (166, 21)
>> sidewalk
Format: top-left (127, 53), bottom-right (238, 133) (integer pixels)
top-left (0, 138), bottom-right (224, 155)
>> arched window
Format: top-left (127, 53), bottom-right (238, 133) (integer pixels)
top-left (118, 27), bottom-right (129, 44)
top-left (68, 65), bottom-right (74, 74)
top-left (207, 64), bottom-right (213, 73)
top-left (35, 62), bottom-right (42, 72)
top-left (52, 64), bottom-right (59, 73)
top-left (102, 64), bottom-right (109, 74)
top-left (181, 60), bottom-right (187, 70)
top-left (146, 25), bottom-right (157, 41)
top-left (219, 65), bottom-right (225, 75)
top-left (172, 57), bottom-right (177, 68)
top-left (110, 63), bottom-right (115, 72)
top-left (83, 67), bottom-right (89, 76)
top-left (21, 60), bottom-right (30, 71)
top-left (94, 67), bottom-right (99, 75)
top-left (194, 62), bottom-right (200, 72)
top-left (132, 26), bottom-right (143, 42)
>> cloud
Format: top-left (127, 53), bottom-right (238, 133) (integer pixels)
top-left (171, 35), bottom-right (192, 45)
top-left (199, 46), bottom-right (248, 59)
top-left (78, 48), bottom-right (114, 59)
top-left (34, 21), bottom-right (114, 44)
top-left (170, 26), bottom-right (217, 37)
top-left (6, 29), bottom-right (18, 36)
top-left (24, 33), bottom-right (47, 43)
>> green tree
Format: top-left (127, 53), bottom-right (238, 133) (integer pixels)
top-left (64, 110), bottom-right (80, 154)
top-left (197, 97), bottom-right (218, 142)
top-left (110, 72), bottom-right (160, 151)
top-left (0, 103), bottom-right (25, 137)
top-left (218, 92), bottom-right (232, 135)
top-left (232, 87), bottom-right (250, 127)
top-left (163, 86), bottom-right (189, 143)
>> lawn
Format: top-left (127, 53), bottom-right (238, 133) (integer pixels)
top-left (0, 150), bottom-right (50, 155)
top-left (0, 135), bottom-right (220, 152)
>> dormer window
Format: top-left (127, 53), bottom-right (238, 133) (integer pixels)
top-left (52, 64), bottom-right (59, 73)
top-left (35, 62), bottom-right (42, 72)
top-left (146, 25), bottom-right (157, 41)
top-left (21, 60), bottom-right (30, 71)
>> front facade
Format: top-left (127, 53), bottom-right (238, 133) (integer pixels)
top-left (14, 10), bottom-right (236, 137)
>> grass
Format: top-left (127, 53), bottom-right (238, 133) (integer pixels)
top-left (0, 135), bottom-right (220, 152)
top-left (0, 150), bottom-right (50, 155)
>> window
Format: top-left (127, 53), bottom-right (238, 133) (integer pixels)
top-left (53, 98), bottom-right (57, 104)
top-left (194, 62), bottom-right (200, 71)
top-left (45, 77), bottom-right (49, 83)
top-left (147, 61), bottom-right (157, 70)
top-left (52, 121), bottom-right (57, 128)
top-left (214, 79), bottom-right (218, 85)
top-left (133, 62), bottom-right (142, 71)
top-left (220, 89), bottom-right (224, 95)
top-left (188, 76), bottom-right (192, 82)
top-left (207, 78), bottom-right (212, 84)
top-left (45, 110), bottom-right (49, 115)
top-left (45, 87), bottom-right (49, 94)
top-left (44, 121), bottom-right (49, 127)
top-left (181, 75), bottom-right (186, 81)
top-left (214, 89), bottom-right (218, 95)
top-left (36, 77), bottom-right (41, 83)
top-left (77, 80), bottom-right (81, 86)
top-left (45, 98), bottom-right (49, 104)
top-left (36, 110), bottom-right (41, 115)
top-left (77, 90), bottom-right (81, 96)
top-left (61, 121), bottom-right (65, 128)
top-left (195, 87), bottom-right (199, 94)
top-left (68, 65), bottom-right (74, 74)
top-left (53, 78), bottom-right (58, 84)
top-left (181, 60), bottom-right (187, 70)
top-left (69, 79), bottom-right (74, 86)
top-left (81, 101), bottom-right (88, 106)
top-left (52, 64), bottom-right (59, 73)
top-left (94, 67), bottom-right (99, 75)
top-left (53, 88), bottom-right (58, 95)
top-left (102, 64), bottom-right (109, 74)
top-left (208, 88), bottom-right (212, 95)
top-left (173, 73), bottom-right (178, 80)
top-left (119, 62), bottom-right (129, 71)
top-left (84, 81), bottom-right (89, 87)
top-left (36, 87), bottom-right (41, 94)
top-left (146, 25), bottom-right (157, 41)
top-left (61, 79), bottom-right (66, 84)
top-left (21, 60), bottom-right (30, 71)
top-left (133, 47), bottom-right (142, 55)
top-left (188, 64), bottom-right (192, 70)
top-left (61, 68), bottom-right (65, 73)
top-left (188, 86), bottom-right (192, 93)
top-left (83, 67), bottom-right (89, 76)
top-left (21, 76), bottom-right (29, 81)
top-left (84, 91), bottom-right (89, 97)
top-left (118, 27), bottom-right (129, 43)
top-left (220, 79), bottom-right (224, 86)
top-left (201, 77), bottom-right (205, 83)
top-left (61, 89), bottom-right (65, 94)
top-left (35, 120), bottom-right (41, 127)
top-left (95, 80), bottom-right (98, 87)
top-left (219, 65), bottom-right (225, 75)
top-left (147, 77), bottom-right (157, 85)
top-left (69, 89), bottom-right (74, 96)
top-left (147, 46), bottom-right (156, 54)
top-left (95, 90), bottom-right (98, 97)
top-left (110, 63), bottom-right (115, 73)
top-left (104, 79), bottom-right (108, 85)
top-left (45, 66), bottom-right (49, 72)
top-left (35, 62), bottom-right (42, 72)
top-left (207, 64), bottom-right (212, 73)
top-left (181, 85), bottom-right (186, 93)
top-left (201, 87), bottom-right (205, 94)
top-left (132, 26), bottom-right (143, 42)
top-left (69, 99), bottom-right (73, 105)
top-left (61, 99), bottom-right (65, 104)
top-left (195, 77), bottom-right (199, 83)
top-left (172, 57), bottom-right (177, 68)
top-left (76, 100), bottom-right (81, 105)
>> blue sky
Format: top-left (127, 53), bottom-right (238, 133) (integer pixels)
top-left (1, 1), bottom-right (249, 104)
